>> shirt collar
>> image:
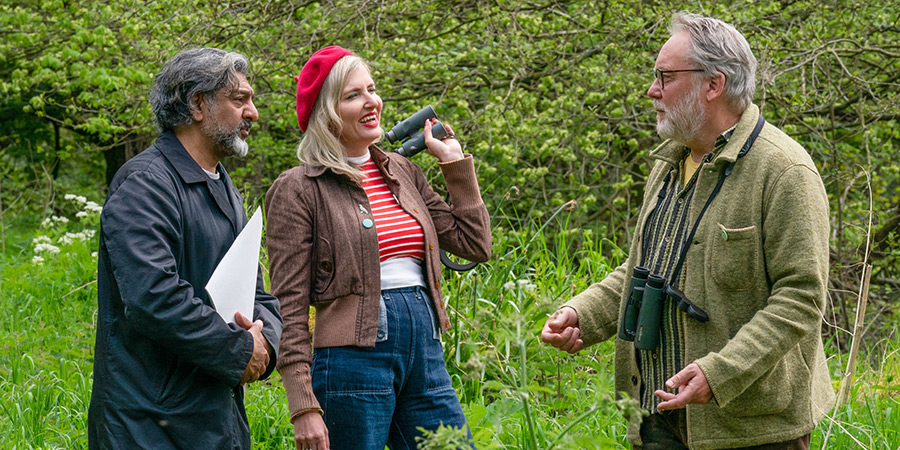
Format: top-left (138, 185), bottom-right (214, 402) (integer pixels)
top-left (697, 123), bottom-right (738, 163)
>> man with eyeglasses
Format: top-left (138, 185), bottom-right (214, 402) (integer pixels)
top-left (542, 12), bottom-right (833, 449)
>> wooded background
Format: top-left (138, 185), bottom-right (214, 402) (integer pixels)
top-left (3, 0), bottom-right (899, 346)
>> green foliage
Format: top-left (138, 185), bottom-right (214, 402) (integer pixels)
top-left (1, 196), bottom-right (899, 448)
top-left (439, 201), bottom-right (638, 449)
top-left (4, 0), bottom-right (897, 240)
top-left (416, 423), bottom-right (472, 449)
top-left (2, 1), bottom-right (900, 448)
top-left (0, 192), bottom-right (101, 448)
top-left (3, 1), bottom-right (898, 294)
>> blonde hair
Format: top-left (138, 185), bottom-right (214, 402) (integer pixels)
top-left (296, 55), bottom-right (378, 184)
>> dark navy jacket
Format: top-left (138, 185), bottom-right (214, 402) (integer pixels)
top-left (88, 131), bottom-right (282, 449)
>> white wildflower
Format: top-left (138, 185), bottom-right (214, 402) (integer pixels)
top-left (34, 243), bottom-right (61, 254)
top-left (32, 235), bottom-right (53, 245)
top-left (503, 281), bottom-right (516, 291)
top-left (63, 230), bottom-right (95, 241)
top-left (58, 235), bottom-right (74, 245)
top-left (91, 252), bottom-right (99, 258)
top-left (32, 255), bottom-right (45, 265)
top-left (76, 211), bottom-right (88, 218)
top-left (84, 201), bottom-right (103, 213)
top-left (516, 278), bottom-right (537, 293)
top-left (64, 194), bottom-right (76, 201)
top-left (52, 215), bottom-right (69, 224)
top-left (41, 218), bottom-right (52, 227)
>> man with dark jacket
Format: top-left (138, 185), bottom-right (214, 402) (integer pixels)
top-left (88, 48), bottom-right (282, 449)
top-left (541, 13), bottom-right (834, 449)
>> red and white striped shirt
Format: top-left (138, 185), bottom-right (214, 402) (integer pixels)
top-left (359, 158), bottom-right (426, 262)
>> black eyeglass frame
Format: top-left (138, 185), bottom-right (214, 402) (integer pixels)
top-left (653, 68), bottom-right (705, 90)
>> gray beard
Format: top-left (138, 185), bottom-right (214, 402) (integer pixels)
top-left (204, 120), bottom-right (250, 158)
top-left (655, 87), bottom-right (707, 145)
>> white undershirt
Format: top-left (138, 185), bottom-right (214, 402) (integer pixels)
top-left (203, 168), bottom-right (220, 180)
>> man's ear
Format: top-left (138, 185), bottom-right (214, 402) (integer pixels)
top-left (706, 72), bottom-right (726, 102)
top-left (190, 92), bottom-right (206, 122)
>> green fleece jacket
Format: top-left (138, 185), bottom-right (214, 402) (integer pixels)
top-left (566, 104), bottom-right (835, 449)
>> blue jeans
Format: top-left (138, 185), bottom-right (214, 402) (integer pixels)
top-left (311, 286), bottom-right (473, 449)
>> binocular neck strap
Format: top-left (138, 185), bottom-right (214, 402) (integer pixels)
top-left (440, 250), bottom-right (477, 271)
top-left (670, 114), bottom-right (766, 284)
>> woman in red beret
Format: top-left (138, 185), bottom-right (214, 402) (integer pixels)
top-left (265, 46), bottom-right (492, 450)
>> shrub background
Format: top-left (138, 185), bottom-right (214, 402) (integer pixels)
top-left (1, 0), bottom-right (898, 448)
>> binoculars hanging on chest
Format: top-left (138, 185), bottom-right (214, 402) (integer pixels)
top-left (385, 105), bottom-right (449, 158)
top-left (618, 266), bottom-right (709, 350)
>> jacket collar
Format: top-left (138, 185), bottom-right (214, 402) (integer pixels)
top-left (303, 144), bottom-right (397, 184)
top-left (155, 130), bottom-right (242, 234)
top-left (650, 103), bottom-right (760, 168)
top-left (155, 130), bottom-right (227, 184)
top-left (368, 145), bottom-right (399, 185)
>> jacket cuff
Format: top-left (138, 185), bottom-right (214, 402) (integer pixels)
top-left (563, 298), bottom-right (604, 347)
top-left (439, 155), bottom-right (483, 210)
top-left (695, 355), bottom-right (728, 407)
top-left (226, 329), bottom-right (255, 387)
top-left (279, 361), bottom-right (321, 421)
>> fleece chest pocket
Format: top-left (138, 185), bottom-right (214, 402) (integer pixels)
top-left (711, 223), bottom-right (759, 291)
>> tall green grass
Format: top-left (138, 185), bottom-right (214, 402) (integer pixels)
top-left (1, 197), bottom-right (898, 449)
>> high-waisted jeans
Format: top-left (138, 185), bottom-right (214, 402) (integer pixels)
top-left (311, 286), bottom-right (473, 449)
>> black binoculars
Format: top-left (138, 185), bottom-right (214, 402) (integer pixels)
top-left (385, 105), bottom-right (450, 158)
top-left (618, 266), bottom-right (709, 350)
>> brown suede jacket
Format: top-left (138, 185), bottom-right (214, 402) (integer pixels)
top-left (265, 145), bottom-right (491, 421)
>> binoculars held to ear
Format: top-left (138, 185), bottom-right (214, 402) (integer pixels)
top-left (619, 266), bottom-right (709, 350)
top-left (385, 105), bottom-right (449, 158)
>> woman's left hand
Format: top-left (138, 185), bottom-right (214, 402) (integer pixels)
top-left (423, 118), bottom-right (464, 163)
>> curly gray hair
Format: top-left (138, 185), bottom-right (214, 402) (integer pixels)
top-left (149, 48), bottom-right (250, 132)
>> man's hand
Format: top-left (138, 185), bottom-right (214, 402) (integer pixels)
top-left (540, 306), bottom-right (584, 354)
top-left (235, 312), bottom-right (270, 385)
top-left (293, 411), bottom-right (330, 450)
top-left (655, 362), bottom-right (713, 410)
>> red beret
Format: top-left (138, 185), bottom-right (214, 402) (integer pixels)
top-left (295, 46), bottom-right (354, 132)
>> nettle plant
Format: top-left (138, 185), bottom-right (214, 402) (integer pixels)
top-left (31, 194), bottom-right (102, 266)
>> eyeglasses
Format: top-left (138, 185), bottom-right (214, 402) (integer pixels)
top-left (653, 68), bottom-right (704, 90)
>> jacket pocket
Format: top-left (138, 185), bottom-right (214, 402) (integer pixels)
top-left (155, 355), bottom-right (179, 405)
top-left (711, 223), bottom-right (758, 291)
top-left (312, 236), bottom-right (336, 300)
top-left (723, 356), bottom-right (792, 417)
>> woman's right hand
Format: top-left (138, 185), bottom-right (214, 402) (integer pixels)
top-left (293, 411), bottom-right (329, 450)
top-left (423, 118), bottom-right (464, 163)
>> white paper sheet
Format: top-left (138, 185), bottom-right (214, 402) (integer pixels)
top-left (206, 207), bottom-right (263, 324)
